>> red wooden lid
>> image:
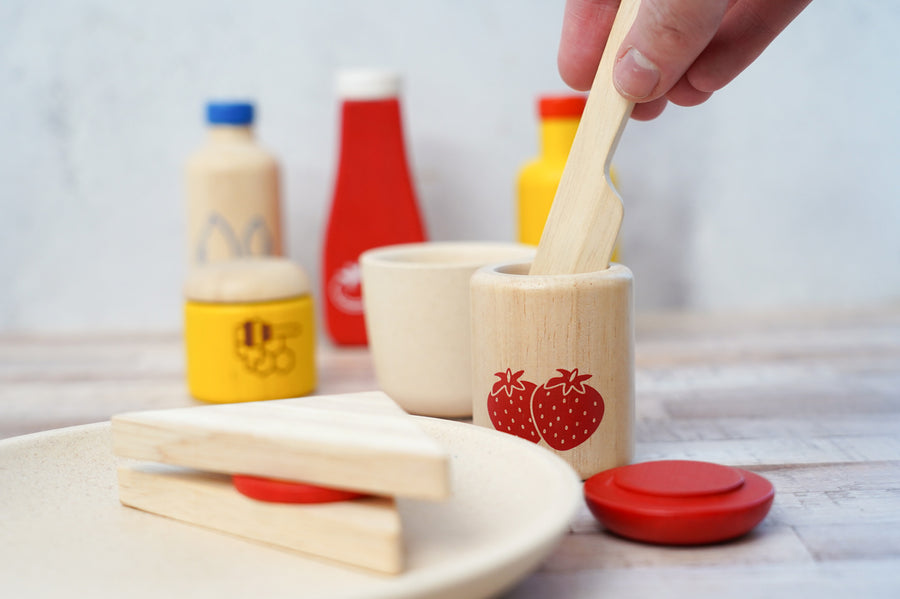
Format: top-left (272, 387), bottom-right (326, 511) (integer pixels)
top-left (584, 460), bottom-right (775, 545)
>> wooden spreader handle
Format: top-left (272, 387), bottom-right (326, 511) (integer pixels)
top-left (530, 0), bottom-right (640, 276)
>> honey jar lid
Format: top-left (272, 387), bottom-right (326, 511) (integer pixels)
top-left (584, 460), bottom-right (775, 545)
top-left (185, 258), bottom-right (311, 303)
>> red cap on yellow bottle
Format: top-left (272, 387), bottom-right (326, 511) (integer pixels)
top-left (538, 95), bottom-right (587, 118)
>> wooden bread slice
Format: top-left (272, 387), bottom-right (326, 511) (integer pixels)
top-left (112, 391), bottom-right (451, 500)
top-left (118, 463), bottom-right (403, 573)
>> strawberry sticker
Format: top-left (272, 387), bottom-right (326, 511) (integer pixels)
top-left (487, 369), bottom-right (540, 443)
top-left (531, 368), bottom-right (605, 450)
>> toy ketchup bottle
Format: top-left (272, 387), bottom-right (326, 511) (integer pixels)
top-left (322, 70), bottom-right (427, 345)
top-left (517, 95), bottom-right (619, 261)
top-left (186, 101), bottom-right (283, 266)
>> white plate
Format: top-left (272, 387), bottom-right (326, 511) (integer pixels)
top-left (0, 417), bottom-right (580, 599)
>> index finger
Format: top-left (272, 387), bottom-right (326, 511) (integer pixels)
top-left (558, 0), bottom-right (621, 91)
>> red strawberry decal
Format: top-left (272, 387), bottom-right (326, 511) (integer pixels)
top-left (487, 369), bottom-right (540, 443)
top-left (531, 368), bottom-right (604, 450)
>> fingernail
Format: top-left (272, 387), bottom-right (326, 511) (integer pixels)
top-left (614, 47), bottom-right (660, 100)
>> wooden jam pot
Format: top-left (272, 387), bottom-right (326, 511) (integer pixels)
top-left (184, 258), bottom-right (316, 403)
top-left (470, 261), bottom-right (634, 479)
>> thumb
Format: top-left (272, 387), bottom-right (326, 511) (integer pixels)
top-left (613, 0), bottom-right (730, 102)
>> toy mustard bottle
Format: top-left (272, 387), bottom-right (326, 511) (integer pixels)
top-left (517, 95), bottom-right (619, 261)
top-left (186, 101), bottom-right (283, 266)
top-left (322, 70), bottom-right (427, 345)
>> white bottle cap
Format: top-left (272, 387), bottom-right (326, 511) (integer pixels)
top-left (336, 69), bottom-right (401, 100)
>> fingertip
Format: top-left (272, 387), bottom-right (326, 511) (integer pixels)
top-left (558, 53), bottom-right (596, 92)
top-left (667, 75), bottom-right (714, 107)
top-left (684, 68), bottom-right (721, 95)
top-left (630, 97), bottom-right (668, 121)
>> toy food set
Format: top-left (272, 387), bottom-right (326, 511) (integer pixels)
top-left (172, 0), bottom-right (773, 560)
top-left (186, 101), bottom-right (283, 266)
top-left (322, 69), bottom-right (427, 346)
top-left (183, 257), bottom-right (316, 403)
top-left (111, 391), bottom-right (451, 574)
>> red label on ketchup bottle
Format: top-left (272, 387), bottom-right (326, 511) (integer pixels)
top-left (322, 70), bottom-right (427, 345)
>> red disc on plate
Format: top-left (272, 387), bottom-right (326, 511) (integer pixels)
top-left (232, 475), bottom-right (369, 504)
top-left (584, 460), bottom-right (774, 545)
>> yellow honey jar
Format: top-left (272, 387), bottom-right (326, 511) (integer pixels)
top-left (184, 257), bottom-right (316, 403)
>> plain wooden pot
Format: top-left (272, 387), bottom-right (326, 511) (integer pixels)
top-left (470, 261), bottom-right (634, 479)
top-left (361, 242), bottom-right (535, 418)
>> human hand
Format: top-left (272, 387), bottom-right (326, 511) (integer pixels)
top-left (558, 0), bottom-right (812, 120)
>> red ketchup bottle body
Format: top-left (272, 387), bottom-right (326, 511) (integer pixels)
top-left (323, 71), bottom-right (427, 345)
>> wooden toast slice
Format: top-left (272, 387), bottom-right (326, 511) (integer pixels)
top-left (111, 391), bottom-right (451, 500)
top-left (118, 463), bottom-right (403, 574)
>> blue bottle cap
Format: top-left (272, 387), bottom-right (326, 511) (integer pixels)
top-left (206, 101), bottom-right (255, 125)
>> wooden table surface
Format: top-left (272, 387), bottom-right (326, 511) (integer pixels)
top-left (2, 304), bottom-right (899, 598)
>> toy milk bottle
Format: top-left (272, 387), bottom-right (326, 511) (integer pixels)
top-left (322, 70), bottom-right (427, 345)
top-left (186, 101), bottom-right (283, 266)
top-left (517, 95), bottom-right (619, 261)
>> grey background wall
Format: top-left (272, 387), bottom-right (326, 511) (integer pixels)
top-left (2, 0), bottom-right (898, 333)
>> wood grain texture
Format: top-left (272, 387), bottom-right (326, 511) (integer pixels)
top-left (529, 0), bottom-right (639, 275)
top-left (470, 263), bottom-right (634, 479)
top-left (112, 391), bottom-right (451, 500)
top-left (2, 303), bottom-right (899, 597)
top-left (118, 463), bottom-right (402, 574)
